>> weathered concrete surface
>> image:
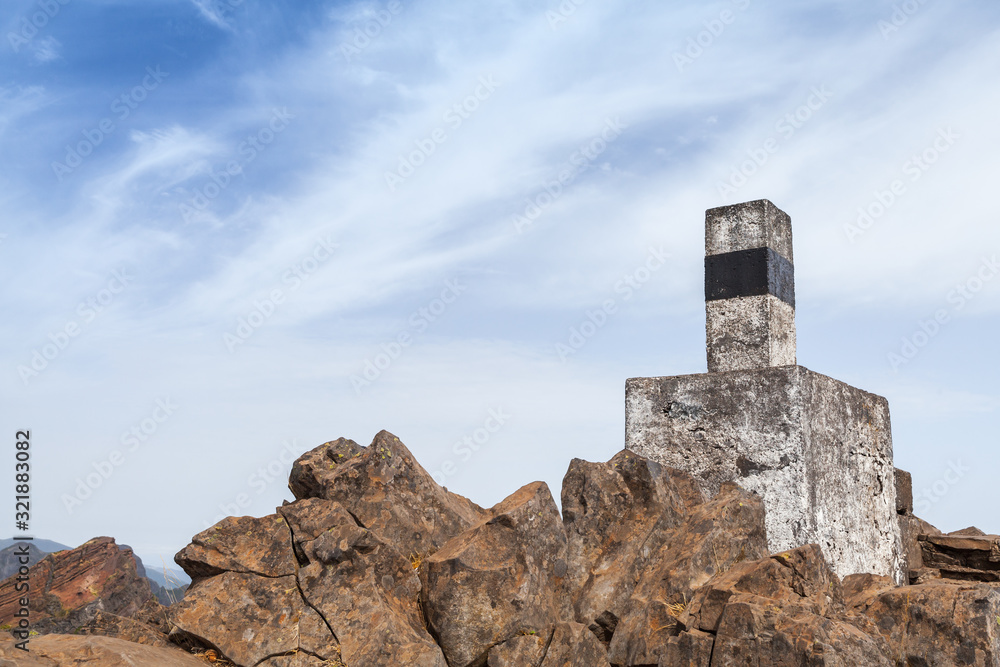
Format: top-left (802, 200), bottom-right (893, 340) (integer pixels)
top-left (626, 364), bottom-right (905, 583)
top-left (706, 295), bottom-right (796, 372)
top-left (706, 199), bottom-right (794, 261)
top-left (705, 199), bottom-right (797, 373)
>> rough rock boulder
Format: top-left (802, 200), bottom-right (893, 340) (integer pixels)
top-left (288, 430), bottom-right (489, 558)
top-left (607, 481), bottom-right (770, 665)
top-left (859, 582), bottom-right (1000, 666)
top-left (421, 481), bottom-right (571, 667)
top-left (156, 431), bottom-right (1000, 667)
top-left (0, 537), bottom-right (163, 640)
top-left (282, 498), bottom-right (447, 667)
top-left (670, 544), bottom-right (892, 666)
top-left (169, 431), bottom-right (469, 667)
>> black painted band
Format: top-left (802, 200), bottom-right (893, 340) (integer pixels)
top-left (705, 247), bottom-right (795, 307)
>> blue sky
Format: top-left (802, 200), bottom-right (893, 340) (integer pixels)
top-left (2, 0), bottom-right (999, 566)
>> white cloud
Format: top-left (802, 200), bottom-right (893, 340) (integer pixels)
top-left (189, 0), bottom-right (235, 31)
top-left (0, 85), bottom-right (47, 138)
top-left (30, 36), bottom-right (62, 62)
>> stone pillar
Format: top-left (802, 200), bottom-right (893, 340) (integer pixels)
top-left (625, 199), bottom-right (905, 584)
top-left (705, 200), bottom-right (796, 372)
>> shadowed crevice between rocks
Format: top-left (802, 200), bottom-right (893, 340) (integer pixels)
top-left (278, 512), bottom-right (342, 651)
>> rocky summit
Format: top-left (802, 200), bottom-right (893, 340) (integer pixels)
top-left (3, 431), bottom-right (998, 666)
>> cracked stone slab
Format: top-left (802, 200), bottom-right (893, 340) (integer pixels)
top-left (168, 571), bottom-right (340, 666)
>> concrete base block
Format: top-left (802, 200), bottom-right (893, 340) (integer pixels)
top-left (625, 365), bottom-right (905, 584)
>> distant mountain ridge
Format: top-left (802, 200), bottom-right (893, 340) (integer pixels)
top-left (0, 537), bottom-right (71, 553)
top-left (0, 538), bottom-right (190, 604)
top-left (0, 542), bottom-right (46, 580)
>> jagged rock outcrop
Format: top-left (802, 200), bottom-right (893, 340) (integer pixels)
top-left (608, 482), bottom-right (770, 665)
top-left (894, 467), bottom-right (946, 578)
top-left (283, 499), bottom-right (445, 667)
top-left (8, 432), bottom-right (995, 666)
top-left (288, 431), bottom-right (489, 557)
top-left (670, 544), bottom-right (893, 665)
top-left (174, 569), bottom-right (341, 665)
top-left (559, 449), bottom-right (771, 665)
top-left (165, 433), bottom-right (999, 666)
top-left (174, 514), bottom-right (296, 580)
top-left (169, 432), bottom-right (469, 667)
top-left (421, 481), bottom-right (571, 667)
top-left (917, 532), bottom-right (1000, 583)
top-left (487, 622), bottom-right (610, 666)
top-left (0, 537), bottom-right (164, 640)
top-left (561, 450), bottom-right (692, 630)
top-left (859, 582), bottom-right (1000, 665)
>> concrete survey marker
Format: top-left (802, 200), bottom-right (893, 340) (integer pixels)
top-left (626, 199), bottom-right (905, 583)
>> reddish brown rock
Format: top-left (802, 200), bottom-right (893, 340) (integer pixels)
top-left (863, 582), bottom-right (1000, 666)
top-left (169, 571), bottom-right (340, 666)
top-left (893, 468), bottom-right (913, 514)
top-left (285, 497), bottom-right (446, 667)
top-left (659, 629), bottom-right (714, 666)
top-left (561, 450), bottom-right (689, 630)
top-left (31, 438), bottom-right (992, 667)
top-left (288, 430), bottom-right (488, 558)
top-left (0, 634), bottom-right (206, 666)
top-left (287, 437), bottom-right (364, 500)
top-left (487, 632), bottom-right (548, 666)
top-left (709, 602), bottom-right (891, 666)
top-left (918, 533), bottom-right (1000, 583)
top-left (537, 622), bottom-right (610, 666)
top-left (0, 537), bottom-right (160, 638)
top-left (665, 468), bottom-right (707, 511)
top-left (259, 654), bottom-right (345, 667)
top-left (909, 567), bottom-right (945, 585)
top-left (898, 513), bottom-right (940, 574)
top-left (841, 573), bottom-right (896, 611)
top-left (608, 482), bottom-right (769, 665)
top-left (681, 544), bottom-right (845, 629)
top-left (421, 481), bottom-right (570, 667)
top-left (488, 623), bottom-right (609, 667)
top-left (671, 545), bottom-right (892, 666)
top-left (174, 514), bottom-right (296, 580)
top-left (73, 602), bottom-right (173, 647)
top-left (278, 497), bottom-right (358, 563)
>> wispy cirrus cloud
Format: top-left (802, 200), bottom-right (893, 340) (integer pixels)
top-left (189, 0), bottom-right (237, 31)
